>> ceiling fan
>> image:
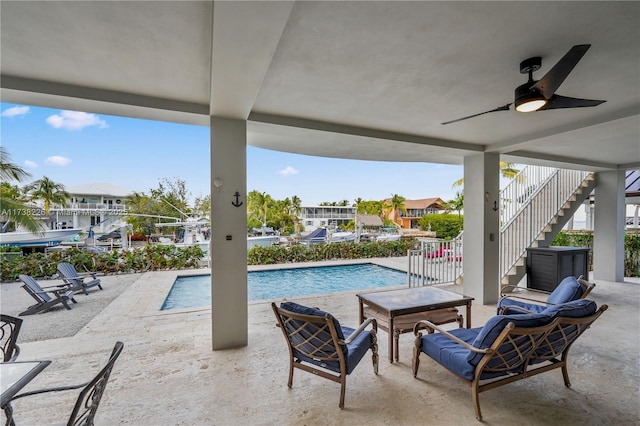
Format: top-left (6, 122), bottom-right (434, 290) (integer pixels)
top-left (442, 44), bottom-right (606, 125)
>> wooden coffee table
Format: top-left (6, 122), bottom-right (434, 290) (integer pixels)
top-left (357, 286), bottom-right (474, 363)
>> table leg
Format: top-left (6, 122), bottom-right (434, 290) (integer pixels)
top-left (358, 300), bottom-right (364, 323)
top-left (466, 302), bottom-right (472, 328)
top-left (388, 315), bottom-right (395, 363)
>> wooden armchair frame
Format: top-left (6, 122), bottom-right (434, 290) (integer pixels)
top-left (498, 276), bottom-right (595, 315)
top-left (272, 303), bottom-right (378, 408)
top-left (412, 303), bottom-right (608, 421)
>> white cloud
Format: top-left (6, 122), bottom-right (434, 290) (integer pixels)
top-left (23, 160), bottom-right (38, 169)
top-left (1, 106), bottom-right (30, 118)
top-left (46, 110), bottom-right (108, 130)
top-left (44, 156), bottom-right (72, 166)
top-left (278, 166), bottom-right (299, 176)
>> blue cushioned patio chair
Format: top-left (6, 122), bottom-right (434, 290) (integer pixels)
top-left (18, 275), bottom-right (77, 316)
top-left (0, 314), bottom-right (22, 362)
top-left (497, 275), bottom-right (594, 315)
top-left (4, 341), bottom-right (123, 426)
top-left (57, 262), bottom-right (103, 295)
top-left (413, 299), bottom-right (607, 421)
top-left (272, 301), bottom-right (378, 408)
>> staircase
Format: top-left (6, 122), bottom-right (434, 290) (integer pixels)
top-left (406, 165), bottom-right (595, 288)
top-left (499, 166), bottom-right (596, 288)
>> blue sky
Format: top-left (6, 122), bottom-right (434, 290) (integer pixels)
top-left (1, 103), bottom-right (463, 205)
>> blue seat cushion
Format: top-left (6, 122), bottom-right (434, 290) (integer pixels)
top-left (341, 326), bottom-right (374, 375)
top-left (547, 276), bottom-right (585, 305)
top-left (466, 312), bottom-right (553, 365)
top-left (420, 327), bottom-right (480, 380)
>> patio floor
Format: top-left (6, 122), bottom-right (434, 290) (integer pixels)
top-left (4, 258), bottom-right (640, 425)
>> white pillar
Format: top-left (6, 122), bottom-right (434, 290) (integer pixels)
top-left (593, 170), bottom-right (625, 281)
top-left (210, 117), bottom-right (248, 349)
top-left (462, 153), bottom-right (500, 304)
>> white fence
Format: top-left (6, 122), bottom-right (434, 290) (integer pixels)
top-left (407, 233), bottom-right (463, 286)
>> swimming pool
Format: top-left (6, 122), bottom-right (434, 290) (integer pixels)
top-left (161, 263), bottom-right (406, 310)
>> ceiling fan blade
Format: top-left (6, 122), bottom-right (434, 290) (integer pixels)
top-left (441, 104), bottom-right (511, 125)
top-left (540, 94), bottom-right (606, 110)
top-left (532, 44), bottom-right (591, 99)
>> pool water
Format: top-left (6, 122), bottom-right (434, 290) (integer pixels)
top-left (161, 263), bottom-right (406, 310)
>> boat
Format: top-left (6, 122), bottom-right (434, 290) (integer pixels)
top-left (329, 231), bottom-right (357, 243)
top-left (152, 218), bottom-right (210, 254)
top-left (0, 229), bottom-right (82, 248)
top-left (247, 235), bottom-right (280, 249)
top-left (375, 233), bottom-right (402, 242)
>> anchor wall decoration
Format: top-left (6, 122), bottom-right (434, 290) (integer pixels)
top-left (232, 192), bottom-right (243, 207)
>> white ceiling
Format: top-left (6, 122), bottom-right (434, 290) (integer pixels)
top-left (1, 1), bottom-right (639, 171)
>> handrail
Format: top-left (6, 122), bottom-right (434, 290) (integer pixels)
top-left (499, 166), bottom-right (592, 278)
top-left (407, 165), bottom-right (592, 287)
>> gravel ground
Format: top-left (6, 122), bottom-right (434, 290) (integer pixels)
top-left (0, 273), bottom-right (140, 342)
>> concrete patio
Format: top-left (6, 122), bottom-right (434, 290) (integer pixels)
top-left (4, 258), bottom-right (639, 425)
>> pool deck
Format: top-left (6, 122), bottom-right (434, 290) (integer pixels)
top-left (3, 257), bottom-right (640, 425)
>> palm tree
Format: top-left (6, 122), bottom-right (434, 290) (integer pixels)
top-left (383, 194), bottom-right (407, 225)
top-left (24, 176), bottom-right (71, 214)
top-left (0, 148), bottom-right (43, 233)
top-left (452, 162), bottom-right (520, 188)
top-left (445, 191), bottom-right (464, 217)
top-left (247, 191), bottom-right (272, 230)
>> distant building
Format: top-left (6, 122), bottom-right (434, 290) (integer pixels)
top-left (299, 205), bottom-right (356, 232)
top-left (49, 182), bottom-right (133, 232)
top-left (384, 197), bottom-right (445, 229)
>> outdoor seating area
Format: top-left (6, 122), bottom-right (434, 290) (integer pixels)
top-left (0, 262), bottom-right (638, 424)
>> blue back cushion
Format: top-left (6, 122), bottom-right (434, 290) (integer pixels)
top-left (547, 276), bottom-right (585, 305)
top-left (280, 301), bottom-right (345, 341)
top-left (466, 312), bottom-right (553, 365)
top-left (542, 298), bottom-right (597, 318)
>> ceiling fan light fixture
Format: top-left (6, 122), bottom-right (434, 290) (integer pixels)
top-left (514, 83), bottom-right (547, 112)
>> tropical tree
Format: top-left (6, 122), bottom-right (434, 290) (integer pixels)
top-left (356, 199), bottom-right (384, 216)
top-left (247, 191), bottom-right (273, 231)
top-left (193, 194), bottom-right (211, 218)
top-left (24, 176), bottom-right (71, 214)
top-left (444, 191), bottom-right (464, 217)
top-left (452, 162), bottom-right (521, 188)
top-left (0, 147), bottom-right (31, 182)
top-left (383, 194), bottom-right (407, 224)
top-left (0, 148), bottom-right (44, 233)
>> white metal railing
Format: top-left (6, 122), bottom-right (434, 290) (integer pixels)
top-left (407, 232), bottom-right (463, 286)
top-left (499, 166), bottom-right (592, 278)
top-left (406, 166), bottom-right (591, 285)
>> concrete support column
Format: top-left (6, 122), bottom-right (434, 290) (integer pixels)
top-left (593, 170), bottom-right (625, 282)
top-left (462, 153), bottom-right (500, 304)
top-left (210, 117), bottom-right (248, 349)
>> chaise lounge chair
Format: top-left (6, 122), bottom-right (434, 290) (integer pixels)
top-left (272, 301), bottom-right (379, 408)
top-left (497, 275), bottom-right (595, 315)
top-left (57, 262), bottom-right (103, 295)
top-left (18, 274), bottom-right (77, 316)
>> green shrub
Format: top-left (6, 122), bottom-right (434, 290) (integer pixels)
top-left (417, 214), bottom-right (463, 239)
top-left (0, 244), bottom-right (206, 282)
top-left (247, 240), bottom-right (417, 265)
